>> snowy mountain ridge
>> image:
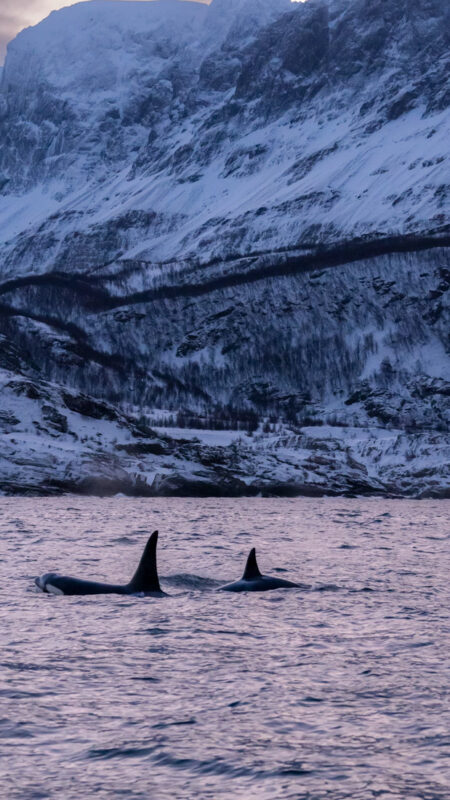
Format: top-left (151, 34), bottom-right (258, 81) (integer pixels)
top-left (0, 0), bottom-right (448, 496)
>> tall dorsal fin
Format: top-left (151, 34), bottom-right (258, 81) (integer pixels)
top-left (128, 531), bottom-right (161, 592)
top-left (242, 547), bottom-right (262, 580)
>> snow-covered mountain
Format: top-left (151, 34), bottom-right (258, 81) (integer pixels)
top-left (0, 0), bottom-right (448, 496)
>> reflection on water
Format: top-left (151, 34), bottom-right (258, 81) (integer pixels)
top-left (0, 497), bottom-right (449, 799)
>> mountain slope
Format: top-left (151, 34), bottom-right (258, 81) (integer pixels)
top-left (0, 0), bottom-right (448, 496)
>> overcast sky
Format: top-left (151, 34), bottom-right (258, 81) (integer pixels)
top-left (0, 0), bottom-right (209, 63)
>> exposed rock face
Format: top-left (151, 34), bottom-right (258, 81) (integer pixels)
top-left (0, 0), bottom-right (448, 496)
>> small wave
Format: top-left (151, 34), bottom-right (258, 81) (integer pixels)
top-left (408, 640), bottom-right (434, 648)
top-left (0, 661), bottom-right (69, 673)
top-left (276, 765), bottom-right (313, 776)
top-left (0, 720), bottom-right (34, 739)
top-left (86, 745), bottom-right (155, 760)
top-left (314, 583), bottom-right (341, 592)
top-left (152, 749), bottom-right (314, 781)
top-left (162, 573), bottom-right (221, 590)
top-left (110, 535), bottom-right (137, 544)
top-left (151, 750), bottom-right (253, 778)
top-left (152, 718), bottom-right (196, 729)
top-left (0, 689), bottom-right (46, 699)
top-left (144, 627), bottom-right (171, 636)
top-left (192, 628), bottom-right (263, 639)
top-left (349, 586), bottom-right (375, 592)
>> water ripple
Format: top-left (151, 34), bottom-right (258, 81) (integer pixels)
top-left (0, 495), bottom-right (449, 800)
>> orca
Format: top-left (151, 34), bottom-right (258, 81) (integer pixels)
top-left (35, 530), bottom-right (165, 596)
top-left (219, 547), bottom-right (299, 592)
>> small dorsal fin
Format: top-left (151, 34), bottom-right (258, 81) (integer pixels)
top-left (242, 547), bottom-right (262, 580)
top-left (128, 531), bottom-right (161, 592)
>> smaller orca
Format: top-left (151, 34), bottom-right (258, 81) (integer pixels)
top-left (35, 530), bottom-right (166, 596)
top-left (219, 547), bottom-right (299, 592)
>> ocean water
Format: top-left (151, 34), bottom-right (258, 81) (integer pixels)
top-left (0, 496), bottom-right (449, 800)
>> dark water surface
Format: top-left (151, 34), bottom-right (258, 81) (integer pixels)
top-left (0, 497), bottom-right (449, 799)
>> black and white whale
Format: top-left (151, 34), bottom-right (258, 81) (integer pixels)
top-left (35, 530), bottom-right (165, 596)
top-left (219, 547), bottom-right (299, 592)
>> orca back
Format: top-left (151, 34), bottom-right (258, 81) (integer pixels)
top-left (127, 530), bottom-right (161, 593)
top-left (218, 546), bottom-right (299, 592)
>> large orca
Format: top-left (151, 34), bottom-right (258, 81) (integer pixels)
top-left (35, 530), bottom-right (165, 596)
top-left (219, 547), bottom-right (299, 592)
